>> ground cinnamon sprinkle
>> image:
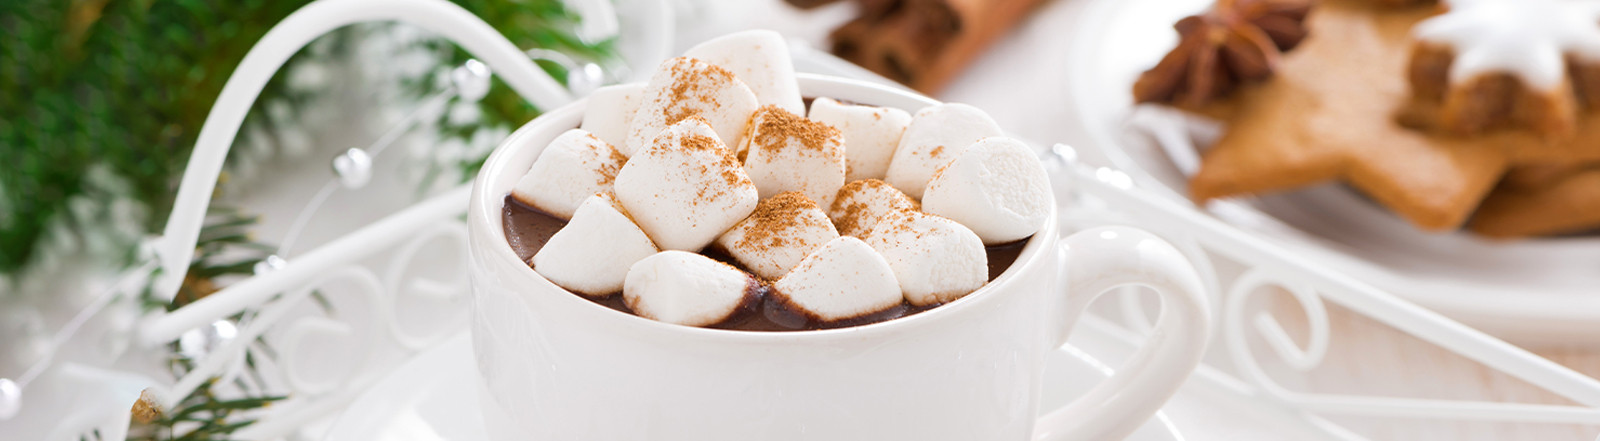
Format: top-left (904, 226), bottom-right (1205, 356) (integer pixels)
top-left (735, 192), bottom-right (823, 251)
top-left (598, 141), bottom-right (628, 186)
top-left (680, 132), bottom-right (750, 188)
top-left (831, 179), bottom-right (918, 236)
top-left (720, 166), bottom-right (746, 188)
top-left (607, 143), bottom-right (628, 163)
top-left (664, 130), bottom-right (751, 209)
top-left (662, 58), bottom-right (740, 126)
top-left (884, 210), bottom-right (916, 236)
top-left (834, 201), bottom-right (867, 235)
top-left (750, 105), bottom-right (841, 154)
top-left (680, 132), bottom-right (721, 152)
top-left (929, 145), bottom-right (944, 157)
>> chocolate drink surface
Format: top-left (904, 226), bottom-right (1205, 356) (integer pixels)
top-left (504, 196), bottom-right (1024, 331)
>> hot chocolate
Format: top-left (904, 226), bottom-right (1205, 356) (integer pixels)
top-left (502, 197), bottom-right (1025, 331)
top-left (501, 30), bottom-right (1052, 331)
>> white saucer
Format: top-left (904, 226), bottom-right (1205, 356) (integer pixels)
top-left (321, 332), bottom-right (1184, 441)
top-left (1057, 0), bottom-right (1600, 346)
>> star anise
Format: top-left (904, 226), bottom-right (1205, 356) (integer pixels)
top-left (1133, 0), bottom-right (1315, 108)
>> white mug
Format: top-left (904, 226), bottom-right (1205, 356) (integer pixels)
top-left (466, 74), bottom-right (1211, 441)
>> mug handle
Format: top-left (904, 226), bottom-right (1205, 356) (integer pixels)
top-left (1033, 226), bottom-right (1211, 441)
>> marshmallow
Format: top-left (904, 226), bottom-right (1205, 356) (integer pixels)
top-left (828, 179), bottom-right (919, 238)
top-left (714, 192), bottom-right (839, 280)
top-left (683, 30), bottom-right (804, 114)
top-left (862, 212), bottom-right (987, 306)
top-left (533, 193), bottom-right (659, 296)
top-left (614, 118), bottom-right (760, 251)
top-left (623, 57), bottom-right (760, 156)
top-left (510, 129), bottom-right (628, 219)
top-left (808, 97), bottom-right (912, 182)
top-left (739, 105), bottom-right (847, 206)
top-left (922, 137), bottom-right (1051, 244)
top-left (579, 83), bottom-right (645, 150)
top-left (773, 236), bottom-right (902, 322)
top-left (883, 103), bottom-right (1003, 199)
top-left (624, 251), bottom-right (757, 327)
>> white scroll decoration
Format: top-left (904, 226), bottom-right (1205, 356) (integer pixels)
top-left (1226, 268), bottom-right (1330, 374)
top-left (279, 266), bottom-right (386, 397)
top-left (1047, 143), bottom-right (1600, 440)
top-left (382, 221), bottom-right (472, 352)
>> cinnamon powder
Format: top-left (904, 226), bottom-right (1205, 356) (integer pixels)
top-left (750, 105), bottom-right (843, 154)
top-left (597, 135), bottom-right (628, 186)
top-left (663, 58), bottom-right (740, 126)
top-left (674, 131), bottom-right (752, 209)
top-left (831, 179), bottom-right (918, 236)
top-left (735, 192), bottom-right (823, 252)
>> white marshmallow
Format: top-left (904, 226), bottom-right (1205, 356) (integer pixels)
top-left (922, 137), bottom-right (1052, 244)
top-left (828, 179), bottom-right (919, 238)
top-left (883, 103), bottom-right (1003, 199)
top-left (510, 129), bottom-right (627, 219)
top-left (862, 212), bottom-right (987, 306)
top-left (773, 236), bottom-right (902, 322)
top-left (739, 106), bottom-right (847, 206)
top-left (533, 193), bottom-right (659, 296)
top-left (623, 57), bottom-right (760, 156)
top-left (808, 97), bottom-right (912, 182)
top-left (714, 192), bottom-right (839, 280)
top-left (614, 118), bottom-right (760, 251)
top-left (683, 30), bottom-right (804, 114)
top-left (624, 251), bottom-right (756, 327)
top-left (579, 83), bottom-right (645, 151)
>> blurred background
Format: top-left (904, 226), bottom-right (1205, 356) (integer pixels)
top-left (8, 0), bottom-right (1600, 440)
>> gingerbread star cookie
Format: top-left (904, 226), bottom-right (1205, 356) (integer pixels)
top-left (1472, 165), bottom-right (1600, 237)
top-left (1403, 0), bottom-right (1600, 137)
top-left (1186, 0), bottom-right (1508, 230)
top-left (1162, 0), bottom-right (1600, 231)
top-left (1498, 161), bottom-right (1600, 191)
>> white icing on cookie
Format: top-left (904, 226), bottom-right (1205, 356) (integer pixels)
top-left (1414, 0), bottom-right (1600, 91)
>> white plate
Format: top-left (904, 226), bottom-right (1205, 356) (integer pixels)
top-left (321, 332), bottom-right (1185, 441)
top-left (1058, 0), bottom-right (1600, 346)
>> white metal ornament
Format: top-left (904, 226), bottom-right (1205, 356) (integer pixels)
top-left (144, 0), bottom-right (575, 309)
top-left (0, 0), bottom-right (673, 438)
top-left (1045, 143), bottom-right (1600, 439)
top-left (125, 2), bottom-right (572, 430)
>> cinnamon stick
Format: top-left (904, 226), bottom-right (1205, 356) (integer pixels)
top-left (821, 0), bottom-right (1046, 93)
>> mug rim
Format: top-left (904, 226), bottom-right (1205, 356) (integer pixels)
top-left (468, 73), bottom-right (1059, 343)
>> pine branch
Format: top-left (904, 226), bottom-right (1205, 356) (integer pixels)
top-left (3, 0), bottom-right (618, 437)
top-left (1, 0), bottom-right (319, 279)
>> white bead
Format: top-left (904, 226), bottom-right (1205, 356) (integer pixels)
top-left (331, 147), bottom-right (372, 189)
top-left (452, 59), bottom-right (491, 102)
top-left (0, 378), bottom-right (19, 420)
